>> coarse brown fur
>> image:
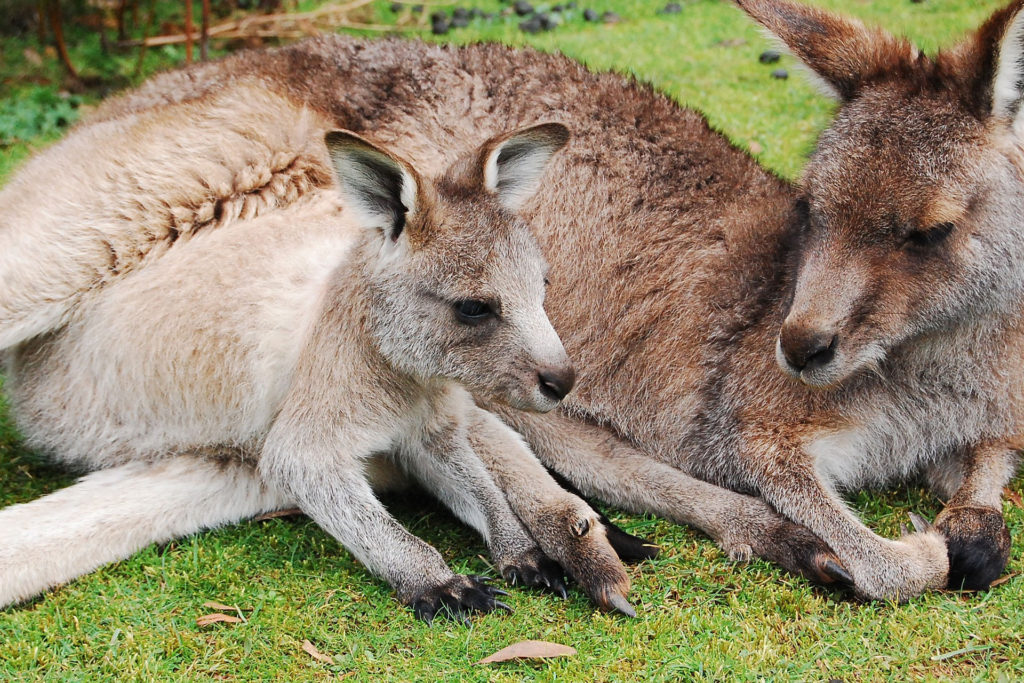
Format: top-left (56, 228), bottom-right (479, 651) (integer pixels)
top-left (6, 0), bottom-right (1024, 602)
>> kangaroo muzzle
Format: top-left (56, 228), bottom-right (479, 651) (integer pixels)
top-left (779, 321), bottom-right (838, 374)
top-left (537, 364), bottom-right (576, 402)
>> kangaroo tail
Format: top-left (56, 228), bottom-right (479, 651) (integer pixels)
top-left (0, 455), bottom-right (292, 608)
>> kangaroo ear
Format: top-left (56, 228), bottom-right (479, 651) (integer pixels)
top-left (984, 3), bottom-right (1024, 131)
top-left (735, 0), bottom-right (919, 101)
top-left (325, 130), bottom-right (419, 241)
top-left (480, 123), bottom-right (569, 211)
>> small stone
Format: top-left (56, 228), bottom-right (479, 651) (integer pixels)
top-left (659, 2), bottom-right (682, 13)
top-left (539, 12), bottom-right (560, 29)
top-left (771, 68), bottom-right (789, 79)
top-left (389, 1), bottom-right (402, 11)
top-left (430, 10), bottom-right (447, 21)
top-left (451, 14), bottom-right (469, 27)
top-left (411, 4), bottom-right (424, 12)
top-left (759, 49), bottom-right (781, 64)
top-left (452, 6), bottom-right (469, 19)
top-left (514, 0), bottom-right (534, 15)
top-left (552, 4), bottom-right (563, 11)
top-left (519, 16), bottom-right (542, 32)
top-left (601, 10), bottom-right (621, 23)
top-left (431, 18), bottom-right (450, 34)
top-left (749, 141), bottom-right (763, 155)
top-left (582, 8), bottom-right (598, 20)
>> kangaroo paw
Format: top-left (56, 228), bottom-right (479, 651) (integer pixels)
top-left (935, 506), bottom-right (1011, 591)
top-left (409, 575), bottom-right (511, 625)
top-left (501, 546), bottom-right (569, 599)
top-left (730, 514), bottom-right (852, 587)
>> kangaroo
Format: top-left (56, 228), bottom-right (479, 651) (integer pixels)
top-left (6, 0), bottom-right (1023, 603)
top-left (0, 95), bottom-right (647, 619)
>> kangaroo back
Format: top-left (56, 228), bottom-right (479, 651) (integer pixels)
top-left (0, 85), bottom-right (332, 350)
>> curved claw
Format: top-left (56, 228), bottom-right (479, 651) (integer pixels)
top-left (604, 591), bottom-right (637, 618)
top-left (821, 558), bottom-right (854, 586)
top-left (909, 512), bottom-right (935, 534)
top-left (494, 600), bottom-right (513, 613)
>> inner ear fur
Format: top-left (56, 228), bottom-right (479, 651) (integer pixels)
top-left (324, 129), bottom-right (422, 241)
top-left (477, 122), bottom-right (570, 212)
top-left (941, 0), bottom-right (1024, 125)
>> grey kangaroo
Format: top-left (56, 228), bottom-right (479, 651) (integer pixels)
top-left (0, 97), bottom-right (646, 619)
top-left (5, 0), bottom-right (1024, 603)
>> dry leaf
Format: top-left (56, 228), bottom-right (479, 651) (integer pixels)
top-left (23, 48), bottom-right (43, 67)
top-left (196, 613), bottom-right (243, 627)
top-left (302, 639), bottom-right (335, 665)
top-left (1004, 487), bottom-right (1023, 509)
top-left (203, 601), bottom-right (238, 612)
top-left (477, 640), bottom-right (576, 665)
top-left (989, 572), bottom-right (1019, 588)
top-left (253, 507), bottom-right (305, 521)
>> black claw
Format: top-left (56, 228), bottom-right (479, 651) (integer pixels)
top-left (409, 575), bottom-right (512, 624)
top-left (604, 522), bottom-right (660, 563)
top-left (494, 600), bottom-right (513, 613)
top-left (822, 558), bottom-right (854, 586)
top-left (502, 553), bottom-right (569, 599)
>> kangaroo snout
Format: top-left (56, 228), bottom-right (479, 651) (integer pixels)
top-left (538, 364), bottom-right (576, 402)
top-left (778, 320), bottom-right (838, 375)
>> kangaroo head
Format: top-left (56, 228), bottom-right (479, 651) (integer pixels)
top-left (740, 0), bottom-right (1024, 387)
top-left (325, 123), bottom-right (574, 411)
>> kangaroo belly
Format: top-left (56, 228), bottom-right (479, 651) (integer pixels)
top-left (5, 198), bottom-right (357, 469)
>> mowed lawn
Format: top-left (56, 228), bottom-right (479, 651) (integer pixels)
top-left (2, 0), bottom-right (1024, 679)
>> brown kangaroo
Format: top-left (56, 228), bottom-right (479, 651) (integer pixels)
top-left (5, 0), bottom-right (1023, 603)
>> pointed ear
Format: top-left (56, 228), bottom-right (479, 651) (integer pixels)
top-left (324, 130), bottom-right (420, 241)
top-left (735, 0), bottom-right (919, 101)
top-left (982, 2), bottom-right (1024, 131)
top-left (479, 123), bottom-right (569, 211)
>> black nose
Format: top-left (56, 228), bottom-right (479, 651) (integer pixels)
top-left (538, 366), bottom-right (576, 402)
top-left (780, 326), bottom-right (838, 372)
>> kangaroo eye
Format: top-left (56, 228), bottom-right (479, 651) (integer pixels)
top-left (905, 222), bottom-right (954, 249)
top-left (454, 299), bottom-right (493, 324)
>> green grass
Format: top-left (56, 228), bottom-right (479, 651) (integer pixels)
top-left (3, 0), bottom-right (1024, 679)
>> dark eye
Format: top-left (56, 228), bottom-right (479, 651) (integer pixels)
top-left (905, 222), bottom-right (954, 249)
top-left (454, 299), bottom-right (493, 324)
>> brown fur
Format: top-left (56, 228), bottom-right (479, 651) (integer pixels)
top-left (8, 0), bottom-right (1024, 601)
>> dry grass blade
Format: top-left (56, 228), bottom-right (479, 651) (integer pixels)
top-left (253, 507), bottom-right (304, 521)
top-left (196, 613), bottom-right (243, 627)
top-left (988, 571), bottom-right (1019, 588)
top-left (477, 640), bottom-right (577, 665)
top-left (302, 640), bottom-right (335, 665)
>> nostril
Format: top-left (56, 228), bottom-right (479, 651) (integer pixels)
top-left (805, 334), bottom-right (838, 370)
top-left (538, 366), bottom-right (576, 402)
top-left (781, 329), bottom-right (838, 372)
